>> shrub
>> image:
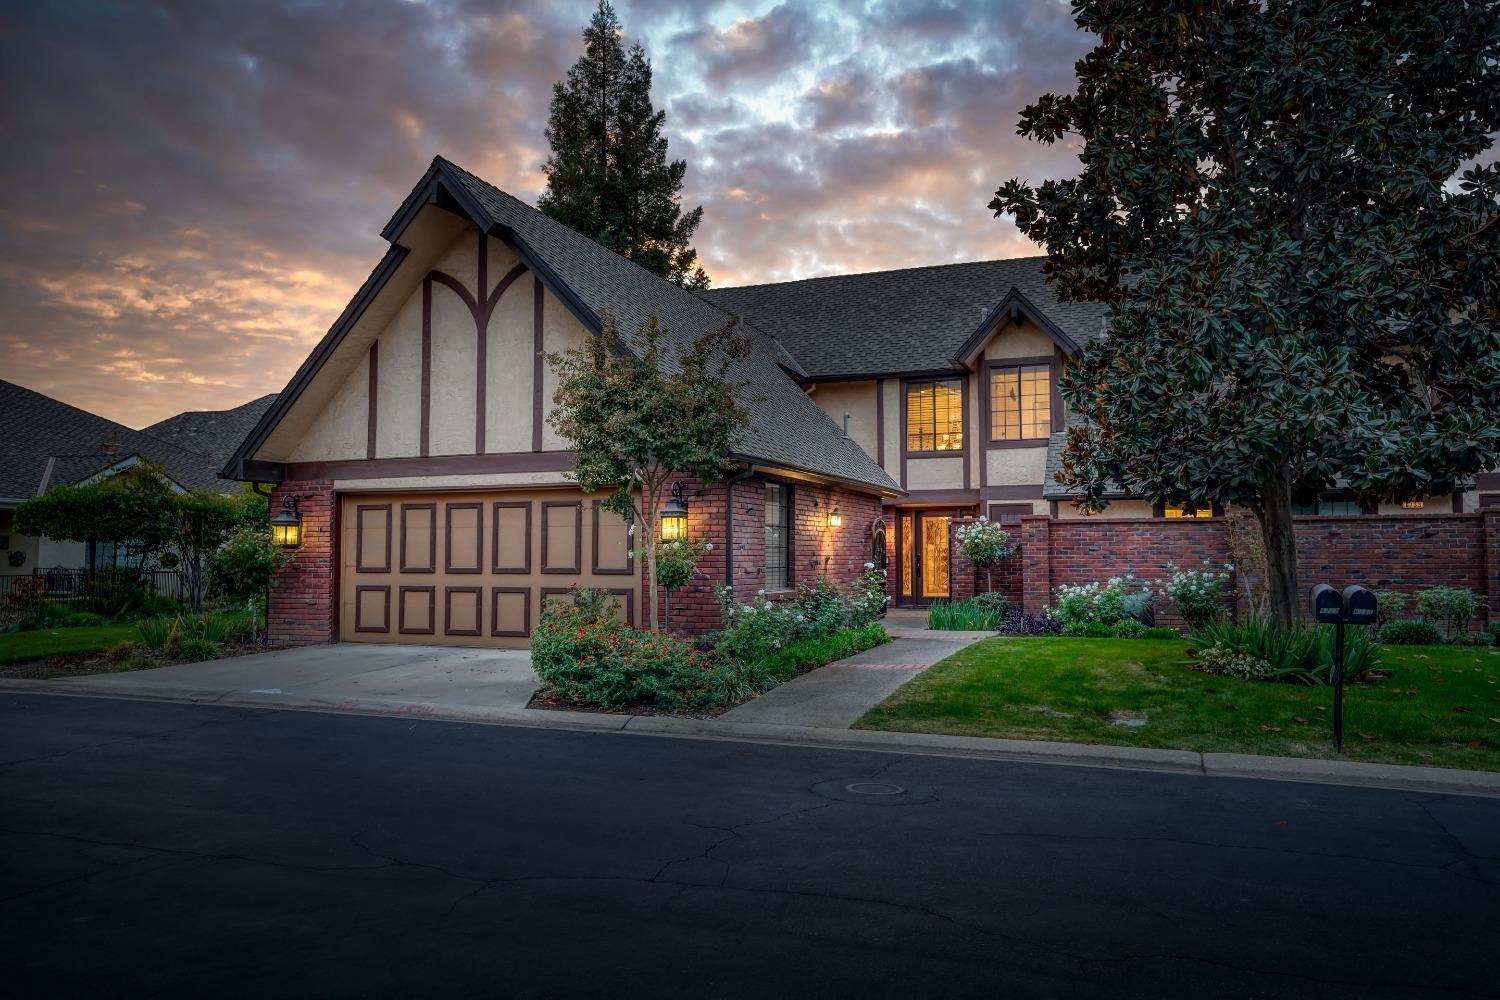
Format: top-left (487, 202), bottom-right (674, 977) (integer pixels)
top-left (1061, 620), bottom-right (1115, 637)
top-left (62, 611), bottom-right (108, 628)
top-left (1155, 561), bottom-right (1231, 628)
top-left (137, 617), bottom-right (174, 651)
top-left (1414, 586), bottom-right (1484, 640)
top-left (793, 577), bottom-right (846, 639)
top-left (533, 591), bottom-right (751, 710)
top-left (1451, 631), bottom-right (1494, 647)
top-left (652, 537), bottom-right (709, 593)
top-left (1140, 626), bottom-right (1182, 640)
top-left (1371, 589), bottom-right (1407, 630)
top-left (1378, 619), bottom-right (1445, 646)
top-left (715, 589), bottom-right (797, 664)
top-left (999, 608), bottom-right (1063, 636)
top-left (177, 637), bottom-right (220, 662)
top-left (1488, 622), bottom-right (1500, 646)
top-left (757, 624), bottom-right (889, 681)
top-left (1191, 615), bottom-right (1381, 685)
top-left (1111, 618), bottom-right (1147, 638)
top-left (219, 615), bottom-right (255, 646)
top-left (929, 599), bottom-right (1005, 631)
top-left (1051, 576), bottom-right (1153, 627)
top-left (1195, 645), bottom-right (1273, 681)
top-left (107, 640), bottom-right (140, 661)
top-left (845, 565), bottom-right (888, 628)
top-left (83, 566), bottom-right (151, 617)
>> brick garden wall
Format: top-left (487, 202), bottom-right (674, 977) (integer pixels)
top-left (267, 480), bottom-right (336, 646)
top-left (975, 511), bottom-right (1496, 626)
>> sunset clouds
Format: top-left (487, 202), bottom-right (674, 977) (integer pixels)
top-left (0, 0), bottom-right (1092, 426)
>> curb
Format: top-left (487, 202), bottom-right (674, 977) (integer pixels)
top-left (5, 678), bottom-right (1498, 797)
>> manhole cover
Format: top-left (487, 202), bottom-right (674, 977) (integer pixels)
top-left (845, 781), bottom-right (905, 796)
top-left (810, 778), bottom-right (936, 806)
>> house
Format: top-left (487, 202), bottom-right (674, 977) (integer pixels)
top-left (0, 379), bottom-right (262, 573)
top-left (226, 157), bottom-right (1496, 647)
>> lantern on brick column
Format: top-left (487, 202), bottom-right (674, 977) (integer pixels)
top-left (270, 495), bottom-right (304, 550)
top-left (659, 482), bottom-right (689, 541)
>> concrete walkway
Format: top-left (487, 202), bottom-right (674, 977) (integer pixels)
top-left (718, 613), bottom-right (989, 728)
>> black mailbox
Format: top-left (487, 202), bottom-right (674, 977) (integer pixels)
top-left (1310, 584), bottom-right (1345, 623)
top-left (1342, 585), bottom-right (1377, 625)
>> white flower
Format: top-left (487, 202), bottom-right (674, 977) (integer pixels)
top-left (863, 561), bottom-right (875, 570)
top-left (704, 542), bottom-right (714, 550)
top-left (757, 588), bottom-right (765, 596)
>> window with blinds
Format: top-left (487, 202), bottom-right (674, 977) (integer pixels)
top-left (905, 379), bottom-right (964, 452)
top-left (989, 364), bottom-right (1051, 441)
top-left (765, 483), bottom-right (791, 591)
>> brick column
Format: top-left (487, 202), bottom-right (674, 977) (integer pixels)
top-left (268, 480), bottom-right (336, 646)
top-left (1020, 515), bottom-right (1052, 614)
top-left (1484, 510), bottom-right (1500, 628)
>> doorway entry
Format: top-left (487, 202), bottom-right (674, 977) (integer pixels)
top-left (895, 508), bottom-right (963, 606)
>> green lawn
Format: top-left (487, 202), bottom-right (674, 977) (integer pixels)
top-left (856, 637), bottom-right (1500, 771)
top-left (0, 622), bottom-right (143, 665)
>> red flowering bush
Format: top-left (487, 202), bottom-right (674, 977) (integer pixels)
top-left (532, 587), bottom-right (764, 710)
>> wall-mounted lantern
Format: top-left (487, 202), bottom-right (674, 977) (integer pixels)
top-left (659, 482), bottom-right (689, 541)
top-left (828, 504), bottom-right (843, 528)
top-left (270, 495), bottom-right (304, 550)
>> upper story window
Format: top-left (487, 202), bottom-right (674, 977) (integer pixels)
top-left (989, 363), bottom-right (1051, 441)
top-left (765, 483), bottom-right (791, 591)
top-left (906, 379), bottom-right (964, 452)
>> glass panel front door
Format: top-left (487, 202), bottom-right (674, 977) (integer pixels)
top-left (919, 514), bottom-right (952, 600)
top-left (899, 512), bottom-right (914, 602)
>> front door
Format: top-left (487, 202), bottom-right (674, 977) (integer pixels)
top-left (896, 509), bottom-right (959, 606)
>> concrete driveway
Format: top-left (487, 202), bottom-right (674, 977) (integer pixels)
top-left (41, 643), bottom-right (540, 713)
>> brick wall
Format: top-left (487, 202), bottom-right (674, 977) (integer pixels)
top-left (267, 480), bottom-right (336, 646)
top-left (649, 474), bottom-right (885, 634)
top-left (1011, 511), bottom-right (1494, 626)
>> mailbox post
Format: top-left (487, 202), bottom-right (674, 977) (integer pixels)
top-left (1308, 584), bottom-right (1377, 751)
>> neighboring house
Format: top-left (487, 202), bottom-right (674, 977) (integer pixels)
top-left (225, 157), bottom-right (1495, 648)
top-left (0, 379), bottom-right (255, 573)
top-left (143, 394), bottom-right (277, 475)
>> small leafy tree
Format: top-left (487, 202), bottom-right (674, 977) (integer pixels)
top-left (210, 525), bottom-right (289, 643)
top-left (14, 462), bottom-right (177, 570)
top-left (653, 537), bottom-right (710, 631)
top-left (547, 315), bottom-right (750, 631)
top-left (169, 491), bottom-right (262, 613)
top-left (954, 517), bottom-right (1011, 593)
top-left (991, 0), bottom-right (1500, 627)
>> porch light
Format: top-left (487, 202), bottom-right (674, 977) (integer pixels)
top-left (828, 504), bottom-right (842, 528)
top-left (270, 495), bottom-right (304, 550)
top-left (660, 483), bottom-right (689, 541)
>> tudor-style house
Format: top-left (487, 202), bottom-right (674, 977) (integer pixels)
top-left (227, 157), bottom-right (1492, 647)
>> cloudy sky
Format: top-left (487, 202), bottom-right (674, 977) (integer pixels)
top-left (0, 0), bottom-right (1090, 427)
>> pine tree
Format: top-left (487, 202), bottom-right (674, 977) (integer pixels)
top-left (540, 1), bottom-right (709, 289)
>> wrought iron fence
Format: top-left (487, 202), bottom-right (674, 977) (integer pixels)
top-left (0, 569), bottom-right (184, 624)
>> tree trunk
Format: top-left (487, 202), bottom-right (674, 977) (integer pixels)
top-left (646, 540), bottom-right (659, 633)
top-left (1257, 465), bottom-right (1300, 629)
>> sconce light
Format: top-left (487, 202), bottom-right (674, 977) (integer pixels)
top-left (828, 504), bottom-right (842, 528)
top-left (270, 495), bottom-right (304, 550)
top-left (659, 482), bottom-right (689, 541)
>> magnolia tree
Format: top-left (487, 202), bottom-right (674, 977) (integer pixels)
top-left (955, 517), bottom-right (1011, 593)
top-left (546, 314), bottom-right (749, 632)
top-left (991, 0), bottom-right (1500, 626)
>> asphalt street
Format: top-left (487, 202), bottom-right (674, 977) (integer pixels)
top-left (2, 693), bottom-right (1495, 999)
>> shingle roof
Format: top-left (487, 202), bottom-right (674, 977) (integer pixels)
top-left (701, 258), bottom-right (1109, 379)
top-left (435, 158), bottom-right (900, 494)
top-left (0, 379), bottom-right (228, 500)
top-left (144, 394), bottom-right (277, 479)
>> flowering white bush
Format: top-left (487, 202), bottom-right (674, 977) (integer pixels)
top-left (846, 566), bottom-right (889, 628)
top-left (955, 516), bottom-right (1012, 591)
top-left (1051, 575), bottom-right (1153, 626)
top-left (1156, 561), bottom-right (1232, 628)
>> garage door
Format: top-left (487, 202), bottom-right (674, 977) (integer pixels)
top-left (338, 490), bottom-right (636, 647)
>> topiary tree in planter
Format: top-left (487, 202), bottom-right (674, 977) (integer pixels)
top-left (955, 517), bottom-right (1012, 595)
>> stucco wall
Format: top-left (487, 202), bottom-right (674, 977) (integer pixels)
top-left (986, 446), bottom-right (1047, 486)
top-left (807, 381), bottom-right (878, 458)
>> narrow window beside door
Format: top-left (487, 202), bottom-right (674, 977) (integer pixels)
top-left (765, 483), bottom-right (791, 591)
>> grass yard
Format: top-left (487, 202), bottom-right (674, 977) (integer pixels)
top-left (0, 622), bottom-right (143, 666)
top-left (856, 637), bottom-right (1500, 771)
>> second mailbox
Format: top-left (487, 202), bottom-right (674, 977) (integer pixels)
top-left (1342, 585), bottom-right (1377, 625)
top-left (1311, 584), bottom-right (1345, 623)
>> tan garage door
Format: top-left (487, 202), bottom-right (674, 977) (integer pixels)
top-left (338, 490), bottom-right (636, 647)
